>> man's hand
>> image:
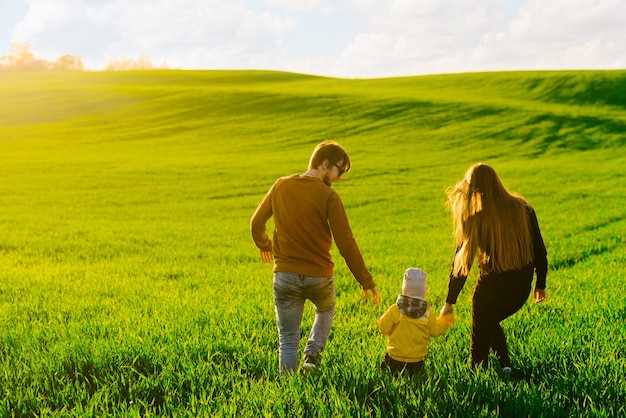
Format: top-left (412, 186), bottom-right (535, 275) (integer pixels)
top-left (364, 286), bottom-right (379, 304)
top-left (260, 250), bottom-right (273, 263)
top-left (534, 287), bottom-right (546, 303)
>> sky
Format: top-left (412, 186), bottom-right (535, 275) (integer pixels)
top-left (1, 0), bottom-right (625, 78)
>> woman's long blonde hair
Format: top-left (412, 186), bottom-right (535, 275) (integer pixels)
top-left (447, 163), bottom-right (533, 277)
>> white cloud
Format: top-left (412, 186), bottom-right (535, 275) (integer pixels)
top-left (323, 0), bottom-right (626, 77)
top-left (263, 0), bottom-right (336, 14)
top-left (470, 0), bottom-right (626, 71)
top-left (11, 0), bottom-right (296, 69)
top-left (327, 0), bottom-right (504, 76)
top-left (6, 0), bottom-right (626, 76)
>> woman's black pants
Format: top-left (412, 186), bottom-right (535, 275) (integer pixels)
top-left (470, 265), bottom-right (534, 369)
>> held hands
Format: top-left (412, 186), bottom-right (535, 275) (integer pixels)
top-left (534, 287), bottom-right (546, 303)
top-left (259, 250), bottom-right (274, 263)
top-left (440, 303), bottom-right (454, 316)
top-left (438, 303), bottom-right (455, 327)
top-left (364, 286), bottom-right (380, 304)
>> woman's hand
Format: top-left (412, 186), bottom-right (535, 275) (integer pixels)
top-left (534, 287), bottom-right (546, 303)
top-left (440, 303), bottom-right (454, 316)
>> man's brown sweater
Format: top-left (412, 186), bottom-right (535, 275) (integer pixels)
top-left (251, 174), bottom-right (375, 290)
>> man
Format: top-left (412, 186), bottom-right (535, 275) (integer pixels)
top-left (251, 140), bottom-right (379, 374)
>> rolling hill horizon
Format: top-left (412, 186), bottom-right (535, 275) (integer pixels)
top-left (0, 68), bottom-right (624, 416)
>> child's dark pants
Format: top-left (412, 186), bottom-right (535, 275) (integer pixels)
top-left (381, 354), bottom-right (425, 377)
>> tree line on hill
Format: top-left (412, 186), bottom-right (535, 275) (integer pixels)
top-left (0, 42), bottom-right (167, 71)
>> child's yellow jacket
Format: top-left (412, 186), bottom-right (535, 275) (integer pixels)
top-left (378, 303), bottom-right (454, 363)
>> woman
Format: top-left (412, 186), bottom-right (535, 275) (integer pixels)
top-left (440, 163), bottom-right (548, 372)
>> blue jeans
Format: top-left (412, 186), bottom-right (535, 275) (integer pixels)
top-left (273, 272), bottom-right (336, 373)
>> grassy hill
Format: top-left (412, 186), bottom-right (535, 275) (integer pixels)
top-left (0, 70), bottom-right (625, 416)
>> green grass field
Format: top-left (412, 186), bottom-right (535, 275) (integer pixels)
top-left (1, 69), bottom-right (625, 417)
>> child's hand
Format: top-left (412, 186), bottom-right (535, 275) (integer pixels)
top-left (439, 312), bottom-right (455, 326)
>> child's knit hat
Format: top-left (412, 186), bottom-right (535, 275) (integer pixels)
top-left (402, 268), bottom-right (427, 299)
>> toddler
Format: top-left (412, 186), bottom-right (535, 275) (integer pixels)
top-left (378, 267), bottom-right (454, 376)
